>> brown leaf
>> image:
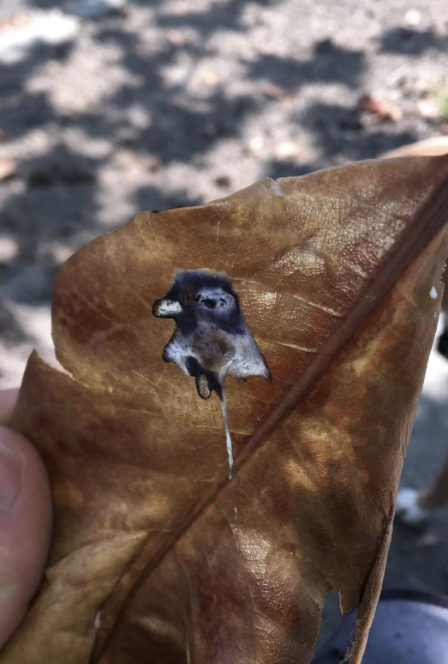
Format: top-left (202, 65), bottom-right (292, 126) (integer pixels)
top-left (3, 157), bottom-right (448, 664)
top-left (382, 136), bottom-right (448, 159)
top-left (358, 94), bottom-right (402, 122)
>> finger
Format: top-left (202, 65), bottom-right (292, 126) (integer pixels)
top-left (0, 425), bottom-right (52, 649)
top-left (0, 389), bottom-right (19, 425)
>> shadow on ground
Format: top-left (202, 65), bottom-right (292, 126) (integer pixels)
top-left (2, 0), bottom-right (438, 343)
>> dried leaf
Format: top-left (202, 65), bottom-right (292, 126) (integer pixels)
top-left (382, 136), bottom-right (448, 159)
top-left (4, 157), bottom-right (448, 664)
top-left (358, 94), bottom-right (402, 122)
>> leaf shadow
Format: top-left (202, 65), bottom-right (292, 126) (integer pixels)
top-left (380, 27), bottom-right (448, 55)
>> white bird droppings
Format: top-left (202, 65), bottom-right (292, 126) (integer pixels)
top-left (430, 286), bottom-right (438, 299)
top-left (219, 392), bottom-right (234, 479)
top-left (94, 612), bottom-right (101, 630)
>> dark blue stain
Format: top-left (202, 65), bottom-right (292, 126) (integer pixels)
top-left (152, 271), bottom-right (246, 336)
top-left (185, 355), bottom-right (223, 400)
top-left (153, 269), bottom-right (270, 401)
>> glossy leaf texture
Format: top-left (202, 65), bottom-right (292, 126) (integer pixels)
top-left (4, 156), bottom-right (448, 664)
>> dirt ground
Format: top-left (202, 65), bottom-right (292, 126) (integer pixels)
top-left (1, 0), bottom-right (448, 650)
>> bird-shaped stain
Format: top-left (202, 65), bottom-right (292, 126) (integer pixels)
top-left (152, 270), bottom-right (271, 478)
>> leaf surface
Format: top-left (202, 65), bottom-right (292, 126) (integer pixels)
top-left (3, 156), bottom-right (448, 664)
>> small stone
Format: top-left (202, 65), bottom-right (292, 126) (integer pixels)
top-left (404, 9), bottom-right (421, 27)
top-left (0, 237), bottom-right (18, 263)
top-left (247, 136), bottom-right (265, 155)
top-left (199, 71), bottom-right (219, 87)
top-left (275, 141), bottom-right (297, 159)
top-left (417, 98), bottom-right (440, 119)
top-left (165, 30), bottom-right (193, 47)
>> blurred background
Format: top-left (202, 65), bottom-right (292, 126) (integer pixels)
top-left (1, 0), bottom-right (448, 646)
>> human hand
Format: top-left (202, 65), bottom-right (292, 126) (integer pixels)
top-left (0, 388), bottom-right (52, 649)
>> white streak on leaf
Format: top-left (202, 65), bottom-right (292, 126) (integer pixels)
top-left (94, 612), bottom-right (101, 630)
top-left (219, 391), bottom-right (233, 479)
top-left (269, 178), bottom-right (284, 197)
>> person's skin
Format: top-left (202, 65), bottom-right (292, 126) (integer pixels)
top-left (0, 388), bottom-right (52, 649)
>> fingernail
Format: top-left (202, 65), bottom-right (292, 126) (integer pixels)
top-left (0, 442), bottom-right (23, 514)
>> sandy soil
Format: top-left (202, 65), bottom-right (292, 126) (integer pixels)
top-left (1, 0), bottom-right (448, 649)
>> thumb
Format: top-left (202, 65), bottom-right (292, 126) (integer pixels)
top-left (0, 425), bottom-right (52, 649)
